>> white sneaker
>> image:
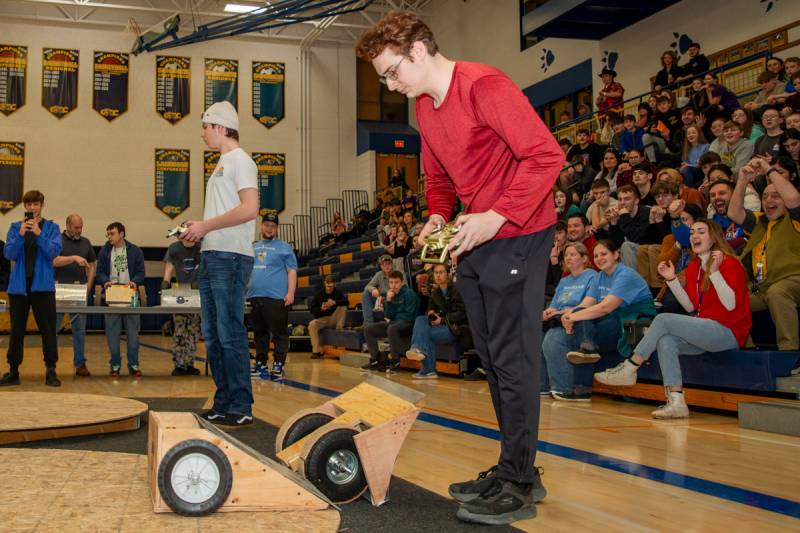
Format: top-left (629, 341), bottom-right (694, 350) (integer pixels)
top-left (594, 359), bottom-right (639, 386)
top-left (652, 391), bottom-right (690, 419)
top-left (405, 348), bottom-right (426, 361)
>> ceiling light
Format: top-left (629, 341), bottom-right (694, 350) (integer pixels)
top-left (224, 3), bottom-right (264, 14)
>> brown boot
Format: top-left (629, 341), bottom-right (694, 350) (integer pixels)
top-left (75, 364), bottom-right (91, 377)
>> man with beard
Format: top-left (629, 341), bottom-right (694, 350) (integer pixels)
top-left (708, 180), bottom-right (747, 252)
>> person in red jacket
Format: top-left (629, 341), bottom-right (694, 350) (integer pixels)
top-left (594, 218), bottom-right (751, 419)
top-left (357, 11), bottom-right (564, 526)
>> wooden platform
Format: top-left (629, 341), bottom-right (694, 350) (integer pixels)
top-left (0, 392), bottom-right (148, 444)
top-left (0, 448), bottom-right (340, 532)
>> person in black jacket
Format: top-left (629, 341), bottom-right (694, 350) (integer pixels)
top-left (405, 263), bottom-right (469, 379)
top-left (308, 275), bottom-right (348, 359)
top-left (680, 42), bottom-right (710, 79)
top-left (653, 50), bottom-right (685, 91)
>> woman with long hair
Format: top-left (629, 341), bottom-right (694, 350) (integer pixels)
top-left (732, 107), bottom-right (764, 142)
top-left (595, 219), bottom-right (752, 419)
top-left (654, 50), bottom-right (685, 91)
top-left (681, 125), bottom-right (710, 187)
top-left (594, 148), bottom-right (621, 194)
top-left (554, 188), bottom-right (581, 220)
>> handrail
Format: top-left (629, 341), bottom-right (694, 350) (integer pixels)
top-left (552, 50), bottom-right (772, 134)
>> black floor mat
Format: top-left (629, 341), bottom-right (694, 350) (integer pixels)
top-left (2, 397), bottom-right (522, 532)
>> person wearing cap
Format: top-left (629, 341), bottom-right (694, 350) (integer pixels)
top-left (181, 100), bottom-right (259, 428)
top-left (360, 253), bottom-right (395, 329)
top-left (595, 67), bottom-right (624, 118)
top-left (246, 213), bottom-right (298, 379)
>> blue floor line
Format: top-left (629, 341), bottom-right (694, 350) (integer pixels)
top-left (276, 377), bottom-right (800, 520)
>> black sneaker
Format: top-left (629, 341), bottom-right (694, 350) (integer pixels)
top-left (463, 368), bottom-right (487, 381)
top-left (360, 360), bottom-right (378, 371)
top-left (0, 371), bottom-right (20, 386)
top-left (389, 359), bottom-right (401, 371)
top-left (171, 366), bottom-right (187, 376)
top-left (199, 410), bottom-right (226, 423)
top-left (449, 466), bottom-right (546, 504)
top-left (456, 478), bottom-right (537, 525)
top-left (250, 362), bottom-right (267, 376)
top-left (184, 365), bottom-right (201, 376)
top-left (375, 363), bottom-right (388, 373)
top-left (45, 368), bottom-right (61, 387)
top-left (551, 391), bottom-right (592, 402)
top-left (310, 352), bottom-right (324, 359)
top-left (217, 413), bottom-right (254, 427)
top-left (270, 361), bottom-right (285, 380)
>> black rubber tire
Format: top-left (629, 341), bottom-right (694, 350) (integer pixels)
top-left (304, 428), bottom-right (367, 503)
top-left (157, 439), bottom-right (233, 516)
top-left (279, 413), bottom-right (335, 451)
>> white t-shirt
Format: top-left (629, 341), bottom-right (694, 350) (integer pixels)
top-left (111, 245), bottom-right (130, 284)
top-left (202, 147), bottom-right (258, 256)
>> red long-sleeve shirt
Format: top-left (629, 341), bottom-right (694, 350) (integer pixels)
top-left (416, 61), bottom-right (565, 240)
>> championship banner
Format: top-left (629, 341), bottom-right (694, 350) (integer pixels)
top-left (253, 152), bottom-right (285, 215)
top-left (0, 45), bottom-right (27, 116)
top-left (156, 56), bottom-right (190, 124)
top-left (93, 51), bottom-right (129, 121)
top-left (203, 150), bottom-right (220, 196)
top-left (252, 62), bottom-right (285, 129)
top-left (42, 48), bottom-right (78, 119)
top-left (0, 142), bottom-right (24, 214)
top-left (155, 149), bottom-right (190, 219)
top-left (205, 58), bottom-right (237, 110)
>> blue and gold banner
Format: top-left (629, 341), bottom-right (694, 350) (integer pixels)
top-left (203, 150), bottom-right (220, 198)
top-left (252, 62), bottom-right (284, 129)
top-left (156, 56), bottom-right (190, 124)
top-left (42, 48), bottom-right (78, 119)
top-left (0, 45), bottom-right (27, 116)
top-left (155, 148), bottom-right (190, 219)
top-left (0, 142), bottom-right (24, 214)
top-left (93, 51), bottom-right (129, 121)
top-left (253, 152), bottom-right (285, 215)
top-left (205, 58), bottom-right (237, 110)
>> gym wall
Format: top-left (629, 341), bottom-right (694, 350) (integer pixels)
top-left (0, 20), bottom-right (360, 248)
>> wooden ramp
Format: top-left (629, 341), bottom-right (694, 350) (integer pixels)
top-left (0, 392), bottom-right (147, 444)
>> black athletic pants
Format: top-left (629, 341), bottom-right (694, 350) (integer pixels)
top-left (249, 297), bottom-right (289, 365)
top-left (455, 226), bottom-right (553, 484)
top-left (7, 287), bottom-right (58, 371)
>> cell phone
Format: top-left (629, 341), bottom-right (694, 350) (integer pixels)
top-left (24, 211), bottom-right (33, 220)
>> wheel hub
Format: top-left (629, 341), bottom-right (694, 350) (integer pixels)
top-left (171, 452), bottom-right (221, 503)
top-left (326, 449), bottom-right (359, 485)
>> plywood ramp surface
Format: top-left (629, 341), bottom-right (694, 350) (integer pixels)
top-left (0, 392), bottom-right (148, 431)
top-left (0, 448), bottom-right (340, 532)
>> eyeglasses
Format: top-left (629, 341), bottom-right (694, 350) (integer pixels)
top-left (379, 56), bottom-right (406, 85)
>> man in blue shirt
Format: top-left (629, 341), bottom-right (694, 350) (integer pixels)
top-left (247, 213), bottom-right (297, 379)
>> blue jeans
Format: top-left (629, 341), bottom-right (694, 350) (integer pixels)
top-left (200, 251), bottom-right (254, 417)
top-left (409, 315), bottom-right (455, 373)
top-left (361, 288), bottom-right (377, 324)
top-left (633, 313), bottom-right (738, 387)
top-left (542, 316), bottom-right (621, 393)
top-left (105, 314), bottom-right (140, 370)
top-left (56, 313), bottom-right (86, 367)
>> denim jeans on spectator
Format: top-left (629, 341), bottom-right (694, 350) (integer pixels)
top-left (542, 316), bottom-right (621, 393)
top-left (56, 312), bottom-right (86, 368)
top-left (199, 251), bottom-right (254, 417)
top-left (105, 314), bottom-right (140, 370)
top-left (361, 288), bottom-right (377, 324)
top-left (409, 315), bottom-right (455, 374)
top-left (633, 313), bottom-right (738, 387)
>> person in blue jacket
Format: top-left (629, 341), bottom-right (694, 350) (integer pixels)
top-left (0, 190), bottom-right (63, 387)
top-left (95, 222), bottom-right (146, 378)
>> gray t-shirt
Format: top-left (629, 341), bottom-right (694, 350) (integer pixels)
top-left (111, 245), bottom-right (130, 285)
top-left (55, 234), bottom-right (96, 284)
top-left (164, 241), bottom-right (201, 284)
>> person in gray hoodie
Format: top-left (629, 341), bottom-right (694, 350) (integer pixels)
top-left (361, 253), bottom-right (394, 324)
top-left (716, 121), bottom-right (754, 174)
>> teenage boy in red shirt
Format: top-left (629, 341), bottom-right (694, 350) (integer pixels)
top-left (357, 11), bottom-right (564, 526)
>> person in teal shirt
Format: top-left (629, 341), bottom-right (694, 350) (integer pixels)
top-left (364, 270), bottom-right (419, 372)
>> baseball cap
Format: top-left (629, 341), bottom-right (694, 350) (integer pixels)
top-left (202, 101), bottom-right (239, 131)
top-left (262, 213), bottom-right (279, 225)
top-left (379, 253), bottom-right (392, 263)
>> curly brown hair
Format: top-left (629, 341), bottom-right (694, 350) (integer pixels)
top-left (355, 11), bottom-right (438, 61)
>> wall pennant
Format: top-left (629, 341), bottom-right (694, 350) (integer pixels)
top-left (253, 152), bottom-right (286, 215)
top-left (155, 148), bottom-right (190, 218)
top-left (252, 62), bottom-right (285, 128)
top-left (42, 48), bottom-right (78, 119)
top-left (205, 58), bottom-right (238, 110)
top-left (93, 51), bottom-right (129, 121)
top-left (156, 56), bottom-right (190, 124)
top-left (0, 142), bottom-right (24, 214)
top-left (0, 45), bottom-right (27, 116)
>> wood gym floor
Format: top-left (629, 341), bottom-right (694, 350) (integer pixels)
top-left (2, 334), bottom-right (799, 532)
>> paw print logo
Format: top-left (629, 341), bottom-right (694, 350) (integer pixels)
top-left (761, 0), bottom-right (778, 12)
top-left (540, 48), bottom-right (555, 72)
top-left (602, 50), bottom-right (619, 71)
top-left (669, 32), bottom-right (694, 59)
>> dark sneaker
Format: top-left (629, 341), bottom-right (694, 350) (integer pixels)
top-left (270, 361), bottom-right (284, 380)
top-left (129, 366), bottom-right (143, 378)
top-left (184, 365), bottom-right (201, 376)
top-left (390, 359), bottom-right (401, 371)
top-left (551, 391), bottom-right (592, 402)
top-left (45, 368), bottom-right (61, 387)
top-left (217, 413), bottom-right (254, 427)
top-left (360, 360), bottom-right (378, 372)
top-left (0, 371), bottom-right (20, 386)
top-left (200, 410), bottom-right (227, 423)
top-left (310, 352), bottom-right (324, 359)
top-left (109, 367), bottom-right (120, 378)
top-left (375, 363), bottom-right (388, 373)
top-left (171, 366), bottom-right (187, 376)
top-left (566, 344), bottom-right (601, 364)
top-left (456, 478), bottom-right (537, 525)
top-left (463, 368), bottom-right (487, 381)
top-left (250, 362), bottom-right (267, 376)
top-left (75, 365), bottom-right (91, 377)
top-left (449, 466), bottom-right (546, 504)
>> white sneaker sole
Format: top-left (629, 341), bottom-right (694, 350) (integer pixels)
top-left (405, 350), bottom-right (426, 361)
top-left (566, 351), bottom-right (601, 364)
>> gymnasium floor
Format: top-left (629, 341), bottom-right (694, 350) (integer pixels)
top-left (4, 334), bottom-right (799, 532)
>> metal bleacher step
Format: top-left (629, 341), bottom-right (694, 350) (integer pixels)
top-left (776, 376), bottom-right (800, 397)
top-left (738, 401), bottom-right (800, 437)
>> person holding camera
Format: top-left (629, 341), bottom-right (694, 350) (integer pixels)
top-left (0, 190), bottom-right (62, 387)
top-left (406, 263), bottom-right (469, 379)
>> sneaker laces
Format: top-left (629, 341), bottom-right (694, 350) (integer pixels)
top-left (476, 465), bottom-right (498, 480)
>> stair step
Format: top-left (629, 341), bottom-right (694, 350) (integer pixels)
top-left (776, 376), bottom-right (800, 395)
top-left (738, 401), bottom-right (800, 437)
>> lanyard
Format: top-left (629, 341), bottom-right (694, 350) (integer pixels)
top-left (756, 238), bottom-right (768, 284)
top-left (695, 263), bottom-right (705, 311)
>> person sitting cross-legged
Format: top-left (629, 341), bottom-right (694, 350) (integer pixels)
top-left (595, 219), bottom-right (752, 418)
top-left (406, 263), bottom-right (469, 379)
top-left (308, 275), bottom-right (348, 359)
